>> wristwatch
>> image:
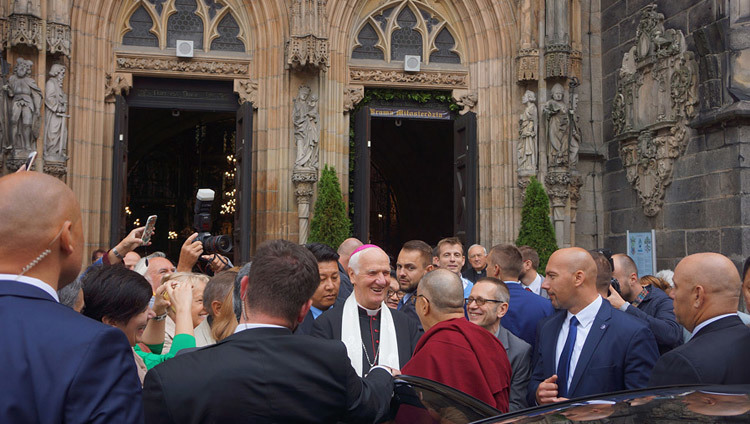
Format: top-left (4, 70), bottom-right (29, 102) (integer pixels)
top-left (153, 312), bottom-right (168, 321)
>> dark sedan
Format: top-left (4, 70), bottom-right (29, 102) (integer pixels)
top-left (390, 376), bottom-right (750, 423)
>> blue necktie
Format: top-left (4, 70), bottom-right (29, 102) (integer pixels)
top-left (557, 316), bottom-right (579, 398)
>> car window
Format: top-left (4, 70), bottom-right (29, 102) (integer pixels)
top-left (389, 376), bottom-right (500, 424)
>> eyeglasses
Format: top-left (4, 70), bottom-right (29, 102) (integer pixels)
top-left (409, 294), bottom-right (430, 306)
top-left (387, 289), bottom-right (405, 299)
top-left (465, 297), bottom-right (504, 307)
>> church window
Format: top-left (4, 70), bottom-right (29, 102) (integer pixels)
top-left (123, 6), bottom-right (159, 47)
top-left (167, 0), bottom-right (204, 49)
top-left (430, 27), bottom-right (460, 64)
top-left (390, 7), bottom-right (422, 61)
top-left (211, 13), bottom-right (244, 52)
top-left (352, 23), bottom-right (384, 60)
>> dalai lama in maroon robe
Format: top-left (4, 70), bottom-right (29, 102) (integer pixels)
top-left (403, 269), bottom-right (511, 412)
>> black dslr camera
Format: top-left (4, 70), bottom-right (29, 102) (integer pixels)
top-left (194, 189), bottom-right (233, 255)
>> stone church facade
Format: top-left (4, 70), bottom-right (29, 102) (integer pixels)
top-left (0, 0), bottom-right (746, 268)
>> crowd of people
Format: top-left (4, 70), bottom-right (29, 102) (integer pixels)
top-left (2, 171), bottom-right (750, 423)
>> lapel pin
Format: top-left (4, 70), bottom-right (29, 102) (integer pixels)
top-left (600, 324), bottom-right (607, 330)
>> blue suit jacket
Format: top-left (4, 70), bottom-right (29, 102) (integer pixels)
top-left (502, 281), bottom-right (554, 349)
top-left (527, 300), bottom-right (659, 405)
top-left (0, 280), bottom-right (143, 424)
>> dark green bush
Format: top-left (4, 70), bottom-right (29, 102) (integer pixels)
top-left (309, 165), bottom-right (352, 248)
top-left (515, 177), bottom-right (558, 273)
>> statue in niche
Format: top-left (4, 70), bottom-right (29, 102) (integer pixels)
top-left (44, 64), bottom-right (68, 162)
top-left (543, 83), bottom-right (569, 167)
top-left (8, 58), bottom-right (43, 153)
top-left (569, 92), bottom-right (580, 169)
top-left (545, 0), bottom-right (569, 45)
top-left (293, 86), bottom-right (319, 171)
top-left (517, 90), bottom-right (538, 173)
top-left (519, 0), bottom-right (536, 49)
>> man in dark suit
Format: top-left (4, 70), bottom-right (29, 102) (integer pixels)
top-left (0, 172), bottom-right (143, 424)
top-left (296, 243), bottom-right (345, 335)
top-left (396, 240), bottom-right (434, 330)
top-left (467, 277), bottom-right (532, 412)
top-left (608, 253), bottom-right (682, 354)
top-left (486, 244), bottom-right (554, 349)
top-left (144, 239), bottom-right (396, 423)
top-left (462, 244), bottom-right (488, 283)
top-left (649, 252), bottom-right (750, 386)
top-left (529, 247), bottom-right (659, 406)
top-left (313, 244), bottom-right (421, 376)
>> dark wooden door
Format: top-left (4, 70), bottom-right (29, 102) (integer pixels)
top-left (453, 112), bottom-right (477, 247)
top-left (353, 106), bottom-right (371, 242)
top-left (110, 95), bottom-right (129, 245)
top-left (235, 102), bottom-right (253, 263)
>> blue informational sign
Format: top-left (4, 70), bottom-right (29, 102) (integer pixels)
top-left (626, 230), bottom-right (656, 277)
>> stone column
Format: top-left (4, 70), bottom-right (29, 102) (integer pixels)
top-left (545, 169), bottom-right (570, 247)
top-left (293, 170), bottom-right (317, 244)
top-left (568, 174), bottom-right (583, 247)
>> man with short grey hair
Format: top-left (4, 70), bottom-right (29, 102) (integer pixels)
top-left (462, 244), bottom-right (487, 283)
top-left (467, 277), bottom-right (532, 412)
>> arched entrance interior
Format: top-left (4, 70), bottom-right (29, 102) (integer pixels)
top-left (109, 0), bottom-right (254, 262)
top-left (111, 77), bottom-right (253, 264)
top-left (353, 100), bottom-right (476, 254)
top-left (347, 0), bottom-right (477, 253)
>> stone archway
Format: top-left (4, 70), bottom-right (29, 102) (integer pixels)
top-left (324, 0), bottom-right (522, 247)
top-left (68, 0), bottom-right (290, 252)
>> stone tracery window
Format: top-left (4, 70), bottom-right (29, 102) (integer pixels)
top-left (351, 0), bottom-right (462, 65)
top-left (119, 0), bottom-right (248, 53)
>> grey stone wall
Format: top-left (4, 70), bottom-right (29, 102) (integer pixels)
top-left (601, 0), bottom-right (750, 270)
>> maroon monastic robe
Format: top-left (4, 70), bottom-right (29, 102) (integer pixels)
top-left (402, 318), bottom-right (511, 412)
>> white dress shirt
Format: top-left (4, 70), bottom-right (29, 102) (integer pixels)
top-left (0, 274), bottom-right (59, 302)
top-left (234, 323), bottom-right (287, 334)
top-left (555, 296), bottom-right (603, 390)
top-left (522, 273), bottom-right (544, 295)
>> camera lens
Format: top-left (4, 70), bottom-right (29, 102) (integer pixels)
top-left (203, 235), bottom-right (233, 255)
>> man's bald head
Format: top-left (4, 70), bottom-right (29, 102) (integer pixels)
top-left (0, 172), bottom-right (83, 288)
top-left (672, 253), bottom-right (741, 331)
top-left (416, 269), bottom-right (465, 331)
top-left (543, 247), bottom-right (598, 313)
top-left (419, 269), bottom-right (465, 313)
top-left (337, 238), bottom-right (363, 269)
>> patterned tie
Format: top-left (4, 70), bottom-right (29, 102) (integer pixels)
top-left (556, 316), bottom-right (579, 398)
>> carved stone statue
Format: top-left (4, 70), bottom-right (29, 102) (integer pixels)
top-left (517, 90), bottom-right (537, 173)
top-left (519, 0), bottom-right (536, 49)
top-left (543, 83), bottom-right (568, 167)
top-left (8, 58), bottom-right (43, 153)
top-left (545, 0), bottom-right (569, 45)
top-left (44, 64), bottom-right (68, 162)
top-left (293, 86), bottom-right (319, 171)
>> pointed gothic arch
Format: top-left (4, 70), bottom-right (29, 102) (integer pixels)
top-left (349, 0), bottom-right (464, 65)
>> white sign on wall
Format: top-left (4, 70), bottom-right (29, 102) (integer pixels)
top-left (626, 230), bottom-right (656, 277)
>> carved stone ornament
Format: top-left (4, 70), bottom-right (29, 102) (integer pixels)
top-left (569, 174), bottom-right (583, 203)
top-left (5, 157), bottom-right (27, 172)
top-left (0, 18), bottom-right (7, 48)
top-left (9, 14), bottom-right (44, 50)
top-left (517, 175), bottom-right (532, 202)
top-left (343, 85), bottom-right (364, 113)
top-left (43, 161), bottom-right (67, 179)
top-left (613, 4), bottom-right (698, 217)
top-left (516, 48), bottom-right (539, 82)
top-left (46, 23), bottom-right (71, 57)
top-left (286, 36), bottom-right (330, 71)
top-left (455, 92), bottom-right (478, 115)
top-left (234, 79), bottom-right (258, 107)
top-left (544, 170), bottom-right (571, 207)
top-left (349, 67), bottom-right (468, 89)
top-left (545, 43), bottom-right (571, 78)
top-left (286, 0), bottom-right (330, 72)
top-left (116, 54), bottom-right (249, 77)
top-left (104, 72), bottom-right (133, 102)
